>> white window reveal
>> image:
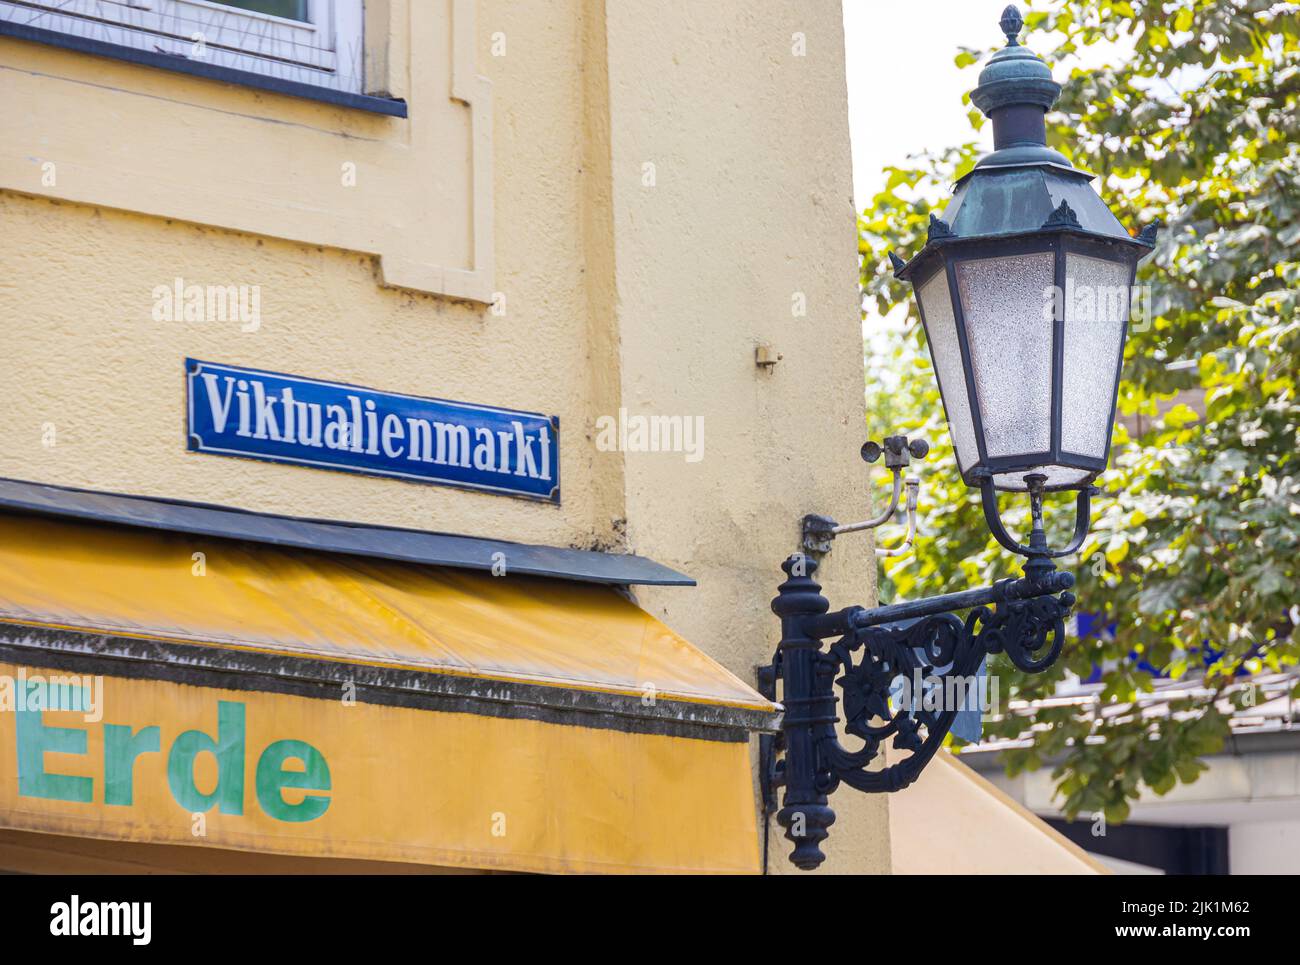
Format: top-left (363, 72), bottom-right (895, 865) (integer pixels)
top-left (0, 0), bottom-right (364, 94)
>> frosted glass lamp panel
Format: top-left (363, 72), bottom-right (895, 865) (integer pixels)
top-left (918, 269), bottom-right (979, 472)
top-left (955, 252), bottom-right (1057, 460)
top-left (1061, 253), bottom-right (1131, 459)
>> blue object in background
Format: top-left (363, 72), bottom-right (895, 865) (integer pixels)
top-left (1076, 611), bottom-right (1231, 683)
top-left (950, 656), bottom-right (987, 743)
top-left (888, 650), bottom-right (988, 745)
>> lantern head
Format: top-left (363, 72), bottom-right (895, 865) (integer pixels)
top-left (894, 5), bottom-right (1157, 493)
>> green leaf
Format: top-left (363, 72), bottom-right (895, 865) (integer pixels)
top-left (1162, 403), bottom-right (1200, 428)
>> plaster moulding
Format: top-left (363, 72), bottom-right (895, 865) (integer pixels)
top-left (0, 0), bottom-right (494, 304)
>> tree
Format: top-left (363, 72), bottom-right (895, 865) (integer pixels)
top-left (859, 0), bottom-right (1300, 821)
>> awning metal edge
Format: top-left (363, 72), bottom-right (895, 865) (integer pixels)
top-left (0, 477), bottom-right (694, 586)
top-left (0, 623), bottom-right (782, 739)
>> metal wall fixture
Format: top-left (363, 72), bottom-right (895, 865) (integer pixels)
top-left (758, 6), bottom-right (1160, 871)
top-left (874, 475), bottom-right (920, 559)
top-left (801, 434), bottom-right (928, 558)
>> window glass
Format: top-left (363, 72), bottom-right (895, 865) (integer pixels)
top-left (0, 0), bottom-right (363, 94)
top-left (217, 1), bottom-right (310, 22)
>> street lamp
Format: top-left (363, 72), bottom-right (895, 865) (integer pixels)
top-left (759, 5), bottom-right (1158, 870)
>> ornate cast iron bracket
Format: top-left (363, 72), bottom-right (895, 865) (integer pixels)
top-left (759, 470), bottom-right (1086, 870)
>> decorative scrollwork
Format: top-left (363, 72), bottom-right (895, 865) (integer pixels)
top-left (763, 553), bottom-right (1076, 869)
top-left (972, 590), bottom-right (1074, 673)
top-left (799, 588), bottom-right (1073, 800)
top-left (832, 613), bottom-right (966, 745)
top-left (1042, 198), bottom-right (1081, 229)
top-left (816, 611), bottom-right (986, 795)
top-left (927, 213), bottom-right (954, 242)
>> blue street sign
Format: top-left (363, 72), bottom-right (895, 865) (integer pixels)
top-left (186, 359), bottom-right (560, 502)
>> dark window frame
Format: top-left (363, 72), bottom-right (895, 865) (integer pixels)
top-left (0, 18), bottom-right (407, 117)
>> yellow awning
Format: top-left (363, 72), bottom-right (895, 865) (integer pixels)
top-left (0, 511), bottom-right (776, 874)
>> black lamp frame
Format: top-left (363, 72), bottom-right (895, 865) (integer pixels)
top-left (909, 225), bottom-right (1144, 494)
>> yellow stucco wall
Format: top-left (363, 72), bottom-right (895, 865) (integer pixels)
top-left (598, 1), bottom-right (888, 873)
top-left (0, 1), bottom-right (604, 548)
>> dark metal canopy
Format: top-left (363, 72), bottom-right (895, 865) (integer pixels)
top-left (0, 477), bottom-right (695, 586)
top-left (890, 5), bottom-right (1157, 494)
top-left (895, 4), bottom-right (1154, 289)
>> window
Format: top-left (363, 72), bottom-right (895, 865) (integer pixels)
top-left (0, 0), bottom-right (364, 94)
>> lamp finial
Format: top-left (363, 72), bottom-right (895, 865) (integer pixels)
top-left (1000, 5), bottom-right (1024, 46)
top-left (971, 3), bottom-right (1059, 124)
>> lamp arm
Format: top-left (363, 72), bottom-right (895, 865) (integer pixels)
top-left (801, 435), bottom-right (930, 554)
top-left (833, 469), bottom-right (904, 536)
top-left (978, 477), bottom-right (1094, 560)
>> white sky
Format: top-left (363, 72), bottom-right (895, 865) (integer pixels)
top-left (842, 1), bottom-right (1011, 362)
top-left (842, 0), bottom-right (998, 209)
top-left (841, 1), bottom-right (1132, 358)
top-left (841, 0), bottom-right (1134, 208)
